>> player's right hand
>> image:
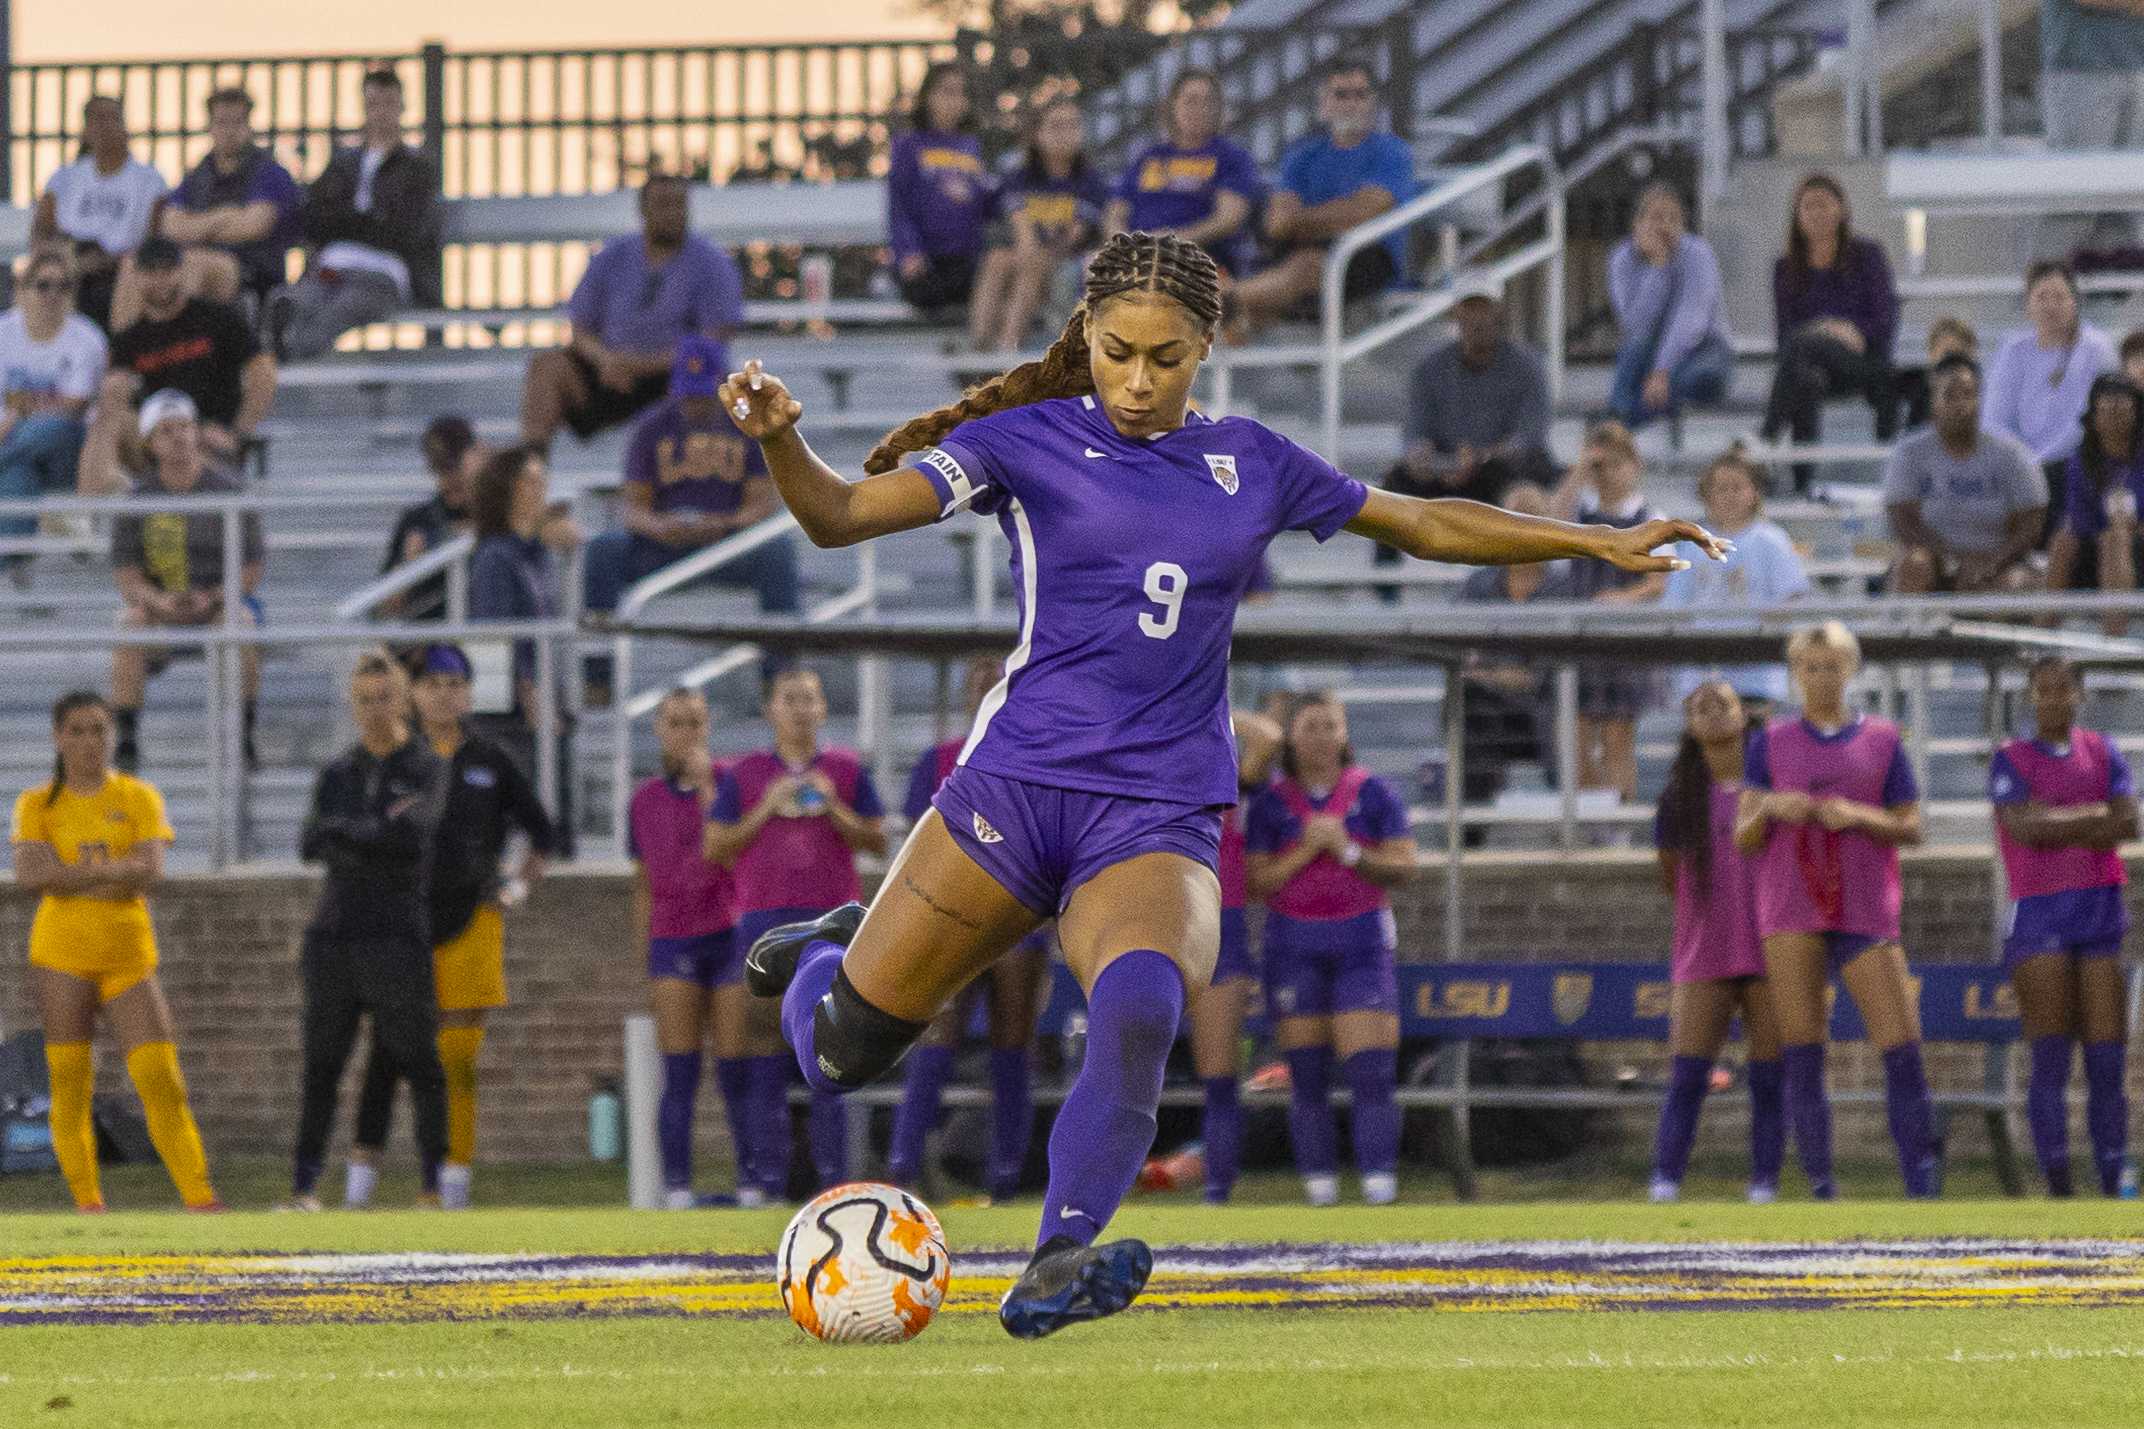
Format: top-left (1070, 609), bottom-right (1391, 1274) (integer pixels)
top-left (721, 359), bottom-right (804, 441)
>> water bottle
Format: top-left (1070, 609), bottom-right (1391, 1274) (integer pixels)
top-left (794, 782), bottom-right (828, 816)
top-left (588, 1079), bottom-right (623, 1163)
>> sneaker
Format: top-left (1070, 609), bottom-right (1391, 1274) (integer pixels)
top-left (1809, 1178), bottom-right (1838, 1202)
top-left (736, 1185), bottom-right (769, 1210)
top-left (439, 1163), bottom-right (472, 1210)
top-left (277, 1194), bottom-right (324, 1213)
top-left (1303, 1174), bottom-right (1338, 1208)
top-left (1361, 1172), bottom-right (1398, 1206)
top-left (2115, 1157), bottom-right (2140, 1201)
top-left (1648, 1176), bottom-right (1680, 1204)
top-left (997, 1235), bottom-right (1154, 1340)
top-left (744, 902), bottom-right (866, 999)
top-left (184, 1198), bottom-right (228, 1214)
top-left (1747, 1182), bottom-right (1778, 1205)
top-left (75, 1201), bottom-right (107, 1215)
top-left (663, 1187), bottom-right (697, 1211)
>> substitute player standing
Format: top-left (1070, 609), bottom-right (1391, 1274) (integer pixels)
top-left (12, 691), bottom-right (220, 1212)
top-left (723, 230), bottom-right (1720, 1336)
top-left (1245, 691), bottom-right (1417, 1206)
top-left (343, 644), bottom-right (554, 1209)
top-left (706, 666), bottom-right (887, 1197)
top-left (1990, 657), bottom-right (2139, 1197)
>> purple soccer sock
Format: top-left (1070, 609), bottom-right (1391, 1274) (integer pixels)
top-left (1650, 1054), bottom-right (1713, 1188)
top-left (658, 1051), bottom-right (702, 1191)
top-left (778, 939), bottom-right (850, 1092)
top-left (713, 1057), bottom-right (753, 1192)
top-left (2027, 1034), bottom-right (2076, 1197)
top-left (1341, 1049), bottom-right (1401, 1178)
top-left (1200, 1076), bottom-right (1243, 1203)
top-left (1285, 1047), bottom-right (1338, 1179)
top-left (1881, 1042), bottom-right (1940, 1198)
top-left (886, 1044), bottom-right (953, 1186)
top-left (987, 1047), bottom-right (1034, 1199)
top-left (1746, 1059), bottom-right (1786, 1190)
top-left (1035, 950), bottom-right (1184, 1249)
top-left (1781, 1043), bottom-right (1836, 1197)
top-left (2083, 1040), bottom-right (2130, 1195)
top-left (808, 1089), bottom-right (849, 1189)
top-left (747, 1054), bottom-right (793, 1198)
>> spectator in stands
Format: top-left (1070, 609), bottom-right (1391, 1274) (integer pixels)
top-left (1103, 68), bottom-right (1259, 277)
top-left (0, 248), bottom-right (107, 576)
top-left (33, 95), bottom-right (167, 331)
top-left (379, 414), bottom-right (484, 622)
top-left (1606, 181), bottom-right (1733, 429)
top-left (581, 336), bottom-right (798, 699)
top-left (104, 238), bottom-right (276, 470)
top-left (2123, 329), bottom-right (2144, 389)
top-left (1986, 261), bottom-right (2115, 483)
top-left (135, 87), bottom-right (301, 323)
top-left (109, 390), bottom-right (265, 773)
top-left (886, 62), bottom-right (991, 317)
top-left (1557, 421), bottom-right (1668, 803)
top-left (2038, 0), bottom-right (2144, 259)
top-left (1761, 173), bottom-right (1900, 492)
top-left (277, 68), bottom-right (442, 360)
top-left (1884, 353), bottom-right (2048, 595)
top-left (2047, 373), bottom-right (2144, 629)
top-left (468, 444), bottom-right (578, 853)
top-left (968, 97), bottom-right (1107, 352)
top-left (1226, 59), bottom-right (1416, 340)
top-left (1898, 315), bottom-right (1978, 431)
top-left (1393, 282), bottom-right (1555, 506)
top-left (520, 173), bottom-right (744, 449)
top-left (1453, 481), bottom-right (1573, 827)
top-left (1662, 446), bottom-right (1812, 712)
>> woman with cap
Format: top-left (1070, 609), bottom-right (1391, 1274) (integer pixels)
top-left (342, 643), bottom-right (555, 1210)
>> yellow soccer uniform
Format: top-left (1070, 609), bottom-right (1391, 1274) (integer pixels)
top-left (434, 904), bottom-right (508, 1011)
top-left (12, 773), bottom-right (175, 1001)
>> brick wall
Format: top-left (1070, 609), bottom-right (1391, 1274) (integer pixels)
top-left (0, 847), bottom-right (2132, 1164)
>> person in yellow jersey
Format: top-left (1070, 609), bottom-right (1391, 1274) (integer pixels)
top-left (10, 689), bottom-right (220, 1212)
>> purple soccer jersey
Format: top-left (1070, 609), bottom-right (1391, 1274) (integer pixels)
top-left (910, 396), bottom-right (1369, 807)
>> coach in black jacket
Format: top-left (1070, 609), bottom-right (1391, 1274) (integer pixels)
top-left (289, 650), bottom-right (449, 1211)
top-left (276, 66), bottom-right (442, 360)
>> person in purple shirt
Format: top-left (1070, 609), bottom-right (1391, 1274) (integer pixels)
top-left (131, 87), bottom-right (300, 321)
top-left (2049, 373), bottom-right (2144, 617)
top-left (522, 172), bottom-right (744, 448)
top-left (1244, 693), bottom-right (1417, 1208)
top-left (719, 231), bottom-right (1720, 1337)
top-left (1761, 173), bottom-right (1902, 489)
top-left (1102, 69), bottom-right (1260, 277)
top-left (1647, 681), bottom-right (1784, 1205)
top-left (1229, 60), bottom-right (1417, 340)
top-left (887, 63), bottom-right (991, 315)
top-left (969, 98), bottom-right (1110, 353)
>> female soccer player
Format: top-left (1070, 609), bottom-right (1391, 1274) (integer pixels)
top-left (1736, 621), bottom-right (1939, 1199)
top-left (888, 655), bottom-right (1054, 1200)
top-left (721, 230), bottom-right (1719, 1336)
top-left (631, 687), bottom-right (754, 1209)
top-left (344, 644), bottom-right (554, 1210)
top-left (707, 666), bottom-right (887, 1197)
top-left (11, 690), bottom-right (219, 1212)
top-left (1244, 692), bottom-right (1416, 1206)
top-left (1648, 680), bottom-right (1785, 1204)
top-left (1989, 657), bottom-right (2138, 1197)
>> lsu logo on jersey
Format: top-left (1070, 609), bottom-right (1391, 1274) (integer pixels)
top-left (1203, 453), bottom-right (1239, 495)
top-left (971, 812), bottom-right (1004, 844)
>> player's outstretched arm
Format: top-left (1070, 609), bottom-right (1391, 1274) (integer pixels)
top-left (721, 360), bottom-right (942, 549)
top-left (1343, 488), bottom-right (1728, 573)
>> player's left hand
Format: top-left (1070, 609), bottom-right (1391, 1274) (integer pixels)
top-left (1595, 518), bottom-right (1731, 573)
top-left (1813, 797), bottom-right (1861, 832)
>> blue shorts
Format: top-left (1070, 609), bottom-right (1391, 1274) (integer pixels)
top-left (1262, 908), bottom-right (1399, 1020)
top-left (1213, 905), bottom-right (1256, 985)
top-left (647, 929), bottom-right (737, 989)
top-left (931, 764), bottom-right (1223, 917)
top-left (2003, 886), bottom-right (2129, 970)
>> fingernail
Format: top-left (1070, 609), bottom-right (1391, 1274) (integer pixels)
top-left (750, 373), bottom-right (763, 390)
top-left (1669, 559), bottom-right (1691, 571)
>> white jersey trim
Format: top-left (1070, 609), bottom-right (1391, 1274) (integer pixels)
top-left (958, 496), bottom-right (1037, 765)
top-left (917, 446), bottom-right (981, 518)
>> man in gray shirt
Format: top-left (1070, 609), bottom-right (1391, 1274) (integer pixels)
top-left (1884, 353), bottom-right (2048, 594)
top-left (1397, 286), bottom-right (1556, 506)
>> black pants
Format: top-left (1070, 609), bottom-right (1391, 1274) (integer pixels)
top-left (294, 931), bottom-right (445, 1195)
top-left (1761, 329), bottom-right (1898, 491)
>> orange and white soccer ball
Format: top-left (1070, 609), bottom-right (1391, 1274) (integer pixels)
top-left (776, 1181), bottom-right (951, 1343)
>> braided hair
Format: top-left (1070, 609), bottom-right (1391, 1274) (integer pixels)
top-left (864, 231), bottom-right (1224, 475)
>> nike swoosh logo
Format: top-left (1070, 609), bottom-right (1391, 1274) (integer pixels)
top-left (1059, 1206), bottom-right (1084, 1221)
top-left (1083, 447), bottom-right (1106, 459)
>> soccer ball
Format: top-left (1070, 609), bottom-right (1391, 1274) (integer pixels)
top-left (776, 1181), bottom-right (951, 1343)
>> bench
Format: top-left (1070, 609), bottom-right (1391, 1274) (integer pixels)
top-left (804, 958), bottom-right (2100, 1201)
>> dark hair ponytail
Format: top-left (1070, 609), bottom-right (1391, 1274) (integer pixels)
top-left (864, 231), bottom-right (1224, 475)
top-left (1656, 731), bottom-right (1715, 897)
top-left (46, 689), bottom-right (111, 806)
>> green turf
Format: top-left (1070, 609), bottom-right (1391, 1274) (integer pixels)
top-left (4, 1198), bottom-right (2143, 1427)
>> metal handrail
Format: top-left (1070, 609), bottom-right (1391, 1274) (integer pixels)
top-left (335, 533), bottom-right (475, 622)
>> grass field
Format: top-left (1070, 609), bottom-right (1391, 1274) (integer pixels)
top-left (5, 1156), bottom-right (2144, 1427)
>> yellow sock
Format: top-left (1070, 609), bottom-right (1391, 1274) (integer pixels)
top-left (43, 1041), bottom-right (100, 1209)
top-left (438, 1025), bottom-right (485, 1167)
top-left (124, 1041), bottom-right (215, 1208)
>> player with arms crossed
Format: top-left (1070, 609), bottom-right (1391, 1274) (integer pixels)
top-left (723, 231), bottom-right (1722, 1338)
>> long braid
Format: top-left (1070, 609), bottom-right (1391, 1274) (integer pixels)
top-left (863, 231), bottom-right (1224, 474)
